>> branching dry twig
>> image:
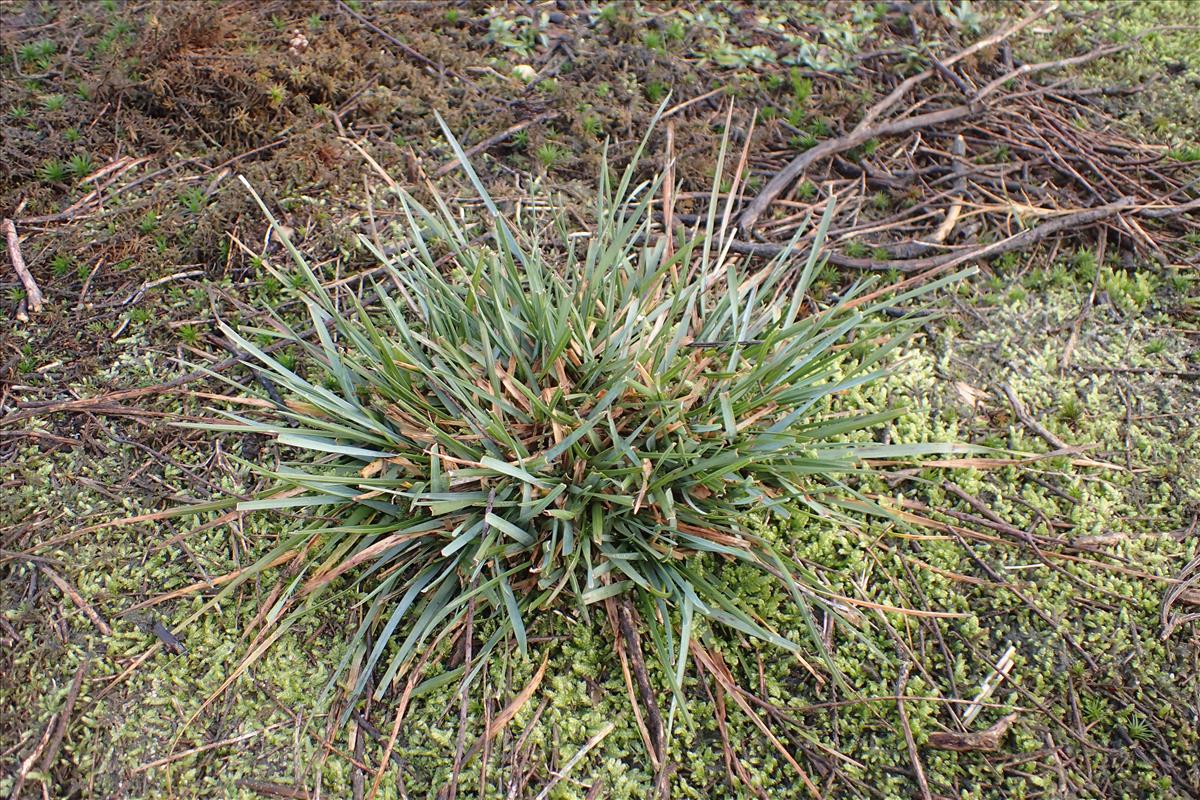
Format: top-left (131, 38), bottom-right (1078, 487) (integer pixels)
top-left (3, 218), bottom-right (44, 315)
top-left (738, 4), bottom-right (1059, 230)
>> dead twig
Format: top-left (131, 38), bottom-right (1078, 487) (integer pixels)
top-left (38, 565), bottom-right (112, 636)
top-left (927, 713), bottom-right (1019, 752)
top-left (896, 660), bottom-right (932, 800)
top-left (334, 0), bottom-right (482, 94)
top-left (532, 720), bottom-right (618, 800)
top-left (1000, 383), bottom-right (1072, 451)
top-left (133, 727), bottom-right (277, 773)
top-left (1161, 546), bottom-right (1200, 639)
top-left (236, 782), bottom-right (310, 800)
top-left (434, 112), bottom-right (558, 178)
top-left (463, 653), bottom-right (548, 763)
top-left (8, 716), bottom-right (55, 800)
top-left (615, 598), bottom-right (666, 764)
top-left (3, 218), bottom-right (44, 314)
top-left (841, 199), bottom-right (1135, 308)
top-left (719, 198), bottom-right (1135, 273)
top-left (38, 660), bottom-right (89, 777)
top-left (738, 3), bottom-right (1058, 230)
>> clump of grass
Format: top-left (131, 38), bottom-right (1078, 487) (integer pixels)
top-left (194, 117), bottom-right (965, 732)
top-left (534, 142), bottom-right (568, 170)
top-left (641, 29), bottom-right (664, 51)
top-left (40, 159), bottom-right (69, 184)
top-left (18, 39), bottom-right (56, 68)
top-left (179, 186), bottom-right (208, 213)
top-left (177, 324), bottom-right (200, 344)
top-left (1168, 143), bottom-right (1200, 162)
top-left (580, 114), bottom-right (604, 138)
top-left (50, 254), bottom-right (74, 277)
top-left (67, 152), bottom-right (95, 180)
top-left (644, 79), bottom-right (669, 103)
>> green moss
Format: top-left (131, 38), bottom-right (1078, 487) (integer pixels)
top-left (5, 268), bottom-right (1198, 798)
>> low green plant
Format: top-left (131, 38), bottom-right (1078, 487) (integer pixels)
top-left (189, 117), bottom-right (966, 745)
top-left (1057, 395), bottom-right (1084, 425)
top-left (41, 93), bottom-right (66, 112)
top-left (50, 254), bottom-right (74, 277)
top-left (18, 39), bottom-right (56, 68)
top-left (179, 186), bottom-right (208, 213)
top-left (67, 152), bottom-right (95, 180)
top-left (580, 114), bottom-right (604, 138)
top-left (644, 80), bottom-right (669, 103)
top-left (534, 142), bottom-right (568, 169)
top-left (1168, 144), bottom-right (1200, 162)
top-left (790, 68), bottom-right (813, 105)
top-left (40, 159), bottom-right (69, 184)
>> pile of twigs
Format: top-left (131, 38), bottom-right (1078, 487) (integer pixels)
top-left (733, 5), bottom-right (1200, 279)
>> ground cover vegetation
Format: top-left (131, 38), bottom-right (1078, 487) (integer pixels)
top-left (3, 2), bottom-right (1200, 798)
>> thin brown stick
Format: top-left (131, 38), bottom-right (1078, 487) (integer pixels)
top-left (741, 42), bottom-right (1132, 237)
top-left (1000, 383), bottom-right (1071, 451)
top-left (334, 0), bottom-right (472, 87)
top-left (738, 4), bottom-right (1058, 229)
top-left (532, 720), bottom-right (618, 800)
top-left (445, 590), bottom-right (477, 800)
top-left (726, 197), bottom-right (1134, 275)
top-left (235, 782), bottom-right (310, 799)
top-left (39, 660), bottom-right (89, 775)
top-left (616, 599), bottom-right (665, 764)
top-left (606, 596), bottom-right (658, 770)
top-left (434, 112), bottom-right (558, 178)
top-left (366, 648), bottom-right (434, 800)
top-left (39, 565), bottom-right (112, 636)
top-left (691, 642), bottom-right (822, 799)
top-left (8, 716), bottom-right (54, 800)
top-left (463, 654), bottom-right (548, 763)
top-left (927, 713), bottom-right (1020, 752)
top-left (133, 727), bottom-right (275, 772)
top-left (841, 198), bottom-right (1134, 313)
top-left (933, 135), bottom-right (968, 243)
top-left (896, 660), bottom-right (933, 800)
top-left (3, 218), bottom-right (43, 313)
top-left (663, 121), bottom-right (676, 265)
top-left (858, 4), bottom-right (1056, 132)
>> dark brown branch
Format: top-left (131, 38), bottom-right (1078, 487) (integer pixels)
top-left (722, 198), bottom-right (1135, 272)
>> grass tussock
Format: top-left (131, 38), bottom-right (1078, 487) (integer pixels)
top-left (197, 118), bottom-right (965, 726)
